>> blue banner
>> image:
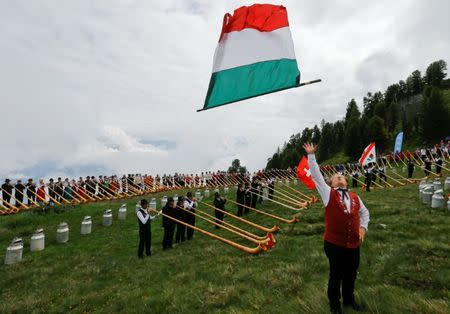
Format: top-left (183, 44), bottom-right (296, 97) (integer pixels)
top-left (394, 132), bottom-right (403, 154)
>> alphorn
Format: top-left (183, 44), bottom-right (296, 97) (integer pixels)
top-left (260, 172), bottom-right (312, 202)
top-left (232, 188), bottom-right (306, 211)
top-left (181, 204), bottom-right (270, 241)
top-left (0, 189), bottom-right (30, 210)
top-left (0, 201), bottom-right (21, 215)
top-left (227, 198), bottom-right (299, 224)
top-left (177, 206), bottom-right (270, 245)
top-left (199, 200), bottom-right (279, 233)
top-left (155, 210), bottom-right (265, 254)
top-left (13, 188), bottom-right (40, 207)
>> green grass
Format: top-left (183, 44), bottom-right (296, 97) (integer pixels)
top-left (0, 167), bottom-right (449, 313)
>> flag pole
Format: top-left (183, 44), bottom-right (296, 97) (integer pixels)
top-left (197, 79), bottom-right (322, 112)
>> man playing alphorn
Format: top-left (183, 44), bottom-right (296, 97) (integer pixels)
top-left (303, 143), bottom-right (370, 314)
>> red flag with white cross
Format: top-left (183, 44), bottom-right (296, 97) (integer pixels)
top-left (296, 156), bottom-right (316, 190)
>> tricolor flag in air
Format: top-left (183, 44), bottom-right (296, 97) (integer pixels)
top-left (359, 143), bottom-right (377, 166)
top-left (201, 4), bottom-right (300, 111)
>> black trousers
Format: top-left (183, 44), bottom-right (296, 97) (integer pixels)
top-left (138, 229), bottom-right (151, 257)
top-left (379, 173), bottom-right (387, 182)
top-left (365, 178), bottom-right (371, 192)
top-left (251, 194), bottom-right (258, 209)
top-left (215, 210), bottom-right (224, 228)
top-left (244, 198), bottom-right (251, 213)
top-left (186, 215), bottom-right (195, 240)
top-left (324, 241), bottom-right (360, 309)
top-left (268, 188), bottom-right (274, 200)
top-left (27, 193), bottom-right (35, 204)
top-left (163, 225), bottom-right (175, 249)
top-left (15, 194), bottom-right (23, 206)
top-left (237, 205), bottom-right (243, 217)
top-left (175, 223), bottom-right (186, 243)
top-left (408, 170), bottom-right (413, 178)
top-left (352, 179), bottom-right (358, 188)
top-left (2, 195), bottom-right (11, 207)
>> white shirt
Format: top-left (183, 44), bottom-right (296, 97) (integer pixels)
top-left (308, 154), bottom-right (370, 230)
top-left (184, 199), bottom-right (197, 209)
top-left (136, 207), bottom-right (157, 224)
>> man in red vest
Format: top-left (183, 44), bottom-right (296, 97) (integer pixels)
top-left (303, 143), bottom-right (370, 314)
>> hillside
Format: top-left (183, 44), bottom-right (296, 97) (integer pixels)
top-left (1, 167), bottom-right (449, 313)
top-left (266, 60), bottom-right (450, 169)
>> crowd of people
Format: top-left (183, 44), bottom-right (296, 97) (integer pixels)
top-left (318, 141), bottom-right (449, 192)
top-left (0, 169), bottom-right (286, 211)
top-left (135, 172), bottom-right (281, 258)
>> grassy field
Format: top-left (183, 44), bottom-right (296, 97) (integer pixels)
top-left (0, 168), bottom-right (449, 313)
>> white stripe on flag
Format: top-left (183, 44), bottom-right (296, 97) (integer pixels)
top-left (212, 27), bottom-right (297, 73)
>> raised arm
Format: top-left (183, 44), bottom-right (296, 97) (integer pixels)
top-left (303, 143), bottom-right (331, 206)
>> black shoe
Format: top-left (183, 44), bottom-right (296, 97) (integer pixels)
top-left (330, 306), bottom-right (342, 314)
top-left (343, 301), bottom-right (366, 312)
top-left (138, 255), bottom-right (144, 259)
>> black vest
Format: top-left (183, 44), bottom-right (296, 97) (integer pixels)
top-left (137, 208), bottom-right (151, 231)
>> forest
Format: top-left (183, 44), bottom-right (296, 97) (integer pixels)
top-left (266, 59), bottom-right (450, 168)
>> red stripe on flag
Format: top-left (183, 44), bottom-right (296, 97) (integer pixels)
top-left (219, 4), bottom-right (289, 41)
top-left (359, 142), bottom-right (375, 165)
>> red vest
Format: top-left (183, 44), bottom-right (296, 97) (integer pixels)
top-left (324, 189), bottom-right (361, 248)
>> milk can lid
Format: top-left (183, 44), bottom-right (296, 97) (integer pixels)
top-left (59, 222), bottom-right (68, 228)
top-left (35, 228), bottom-right (44, 234)
top-left (105, 209), bottom-right (112, 214)
top-left (84, 216), bottom-right (91, 220)
top-left (11, 237), bottom-right (22, 245)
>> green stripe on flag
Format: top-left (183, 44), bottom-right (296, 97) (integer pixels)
top-left (203, 59), bottom-right (300, 110)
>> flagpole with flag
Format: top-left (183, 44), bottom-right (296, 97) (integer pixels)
top-left (198, 4), bottom-right (321, 112)
top-left (359, 143), bottom-right (377, 166)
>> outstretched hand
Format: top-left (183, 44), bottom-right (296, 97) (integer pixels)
top-left (303, 142), bottom-right (317, 155)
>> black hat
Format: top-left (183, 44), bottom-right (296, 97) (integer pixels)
top-left (140, 199), bottom-right (148, 206)
top-left (5, 179), bottom-right (10, 183)
top-left (186, 192), bottom-right (192, 198)
top-left (167, 197), bottom-right (174, 203)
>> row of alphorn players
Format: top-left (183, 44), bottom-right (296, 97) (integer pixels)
top-left (1, 148), bottom-right (448, 212)
top-left (0, 170), bottom-right (298, 211)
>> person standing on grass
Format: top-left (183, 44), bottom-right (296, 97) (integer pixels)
top-left (184, 192), bottom-right (197, 240)
top-left (351, 168), bottom-right (359, 188)
top-left (137, 199), bottom-right (159, 258)
top-left (213, 191), bottom-right (227, 227)
top-left (174, 196), bottom-right (186, 243)
top-left (1, 179), bottom-right (13, 208)
top-left (407, 160), bottom-right (415, 179)
top-left (364, 166), bottom-right (371, 192)
top-left (26, 178), bottom-right (37, 205)
top-left (244, 182), bottom-right (252, 214)
top-left (434, 155), bottom-right (442, 176)
top-left (162, 197), bottom-right (176, 250)
top-left (236, 183), bottom-right (245, 217)
top-left (424, 158), bottom-right (432, 177)
top-left (14, 179), bottom-right (26, 207)
top-left (303, 143), bottom-right (370, 314)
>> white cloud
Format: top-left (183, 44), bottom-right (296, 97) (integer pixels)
top-left (0, 0), bottom-right (449, 180)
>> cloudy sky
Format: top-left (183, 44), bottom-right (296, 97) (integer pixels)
top-left (0, 0), bottom-right (449, 179)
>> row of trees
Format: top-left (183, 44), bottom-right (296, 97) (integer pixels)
top-left (266, 60), bottom-right (450, 169)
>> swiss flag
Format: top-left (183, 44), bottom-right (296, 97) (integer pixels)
top-left (296, 156), bottom-right (316, 190)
